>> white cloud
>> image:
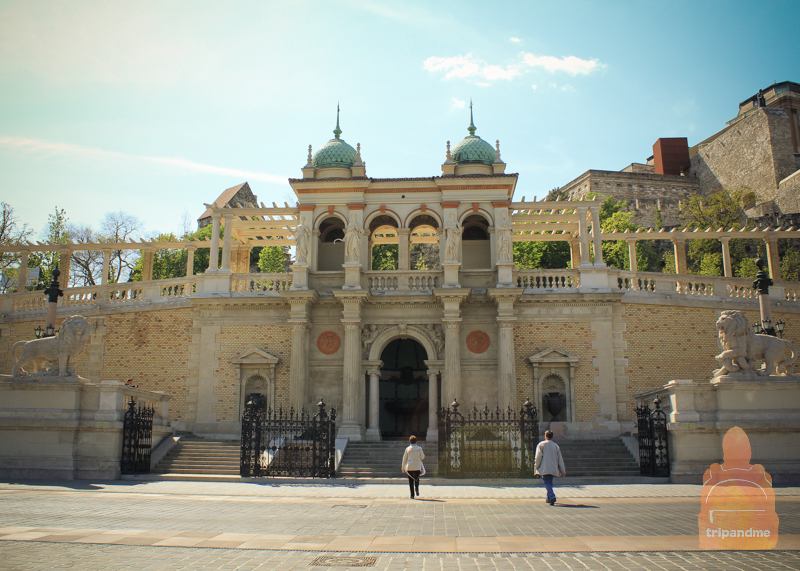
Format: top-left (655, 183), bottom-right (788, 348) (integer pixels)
top-left (520, 53), bottom-right (602, 75)
top-left (510, 37), bottom-right (522, 43)
top-left (531, 84), bottom-right (538, 91)
top-left (0, 135), bottom-right (287, 184)
top-left (451, 98), bottom-right (467, 110)
top-left (549, 82), bottom-right (558, 89)
top-left (561, 84), bottom-right (575, 92)
top-left (424, 51), bottom-right (602, 85)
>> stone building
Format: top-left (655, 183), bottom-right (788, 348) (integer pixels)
top-left (1, 110), bottom-right (799, 446)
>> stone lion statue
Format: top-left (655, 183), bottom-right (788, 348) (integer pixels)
top-left (714, 310), bottom-right (797, 377)
top-left (11, 315), bottom-right (91, 377)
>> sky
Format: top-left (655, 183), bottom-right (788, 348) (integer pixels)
top-left (0, 0), bottom-right (798, 239)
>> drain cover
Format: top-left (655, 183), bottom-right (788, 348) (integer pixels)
top-left (311, 555), bottom-right (377, 567)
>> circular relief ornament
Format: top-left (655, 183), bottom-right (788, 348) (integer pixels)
top-left (317, 331), bottom-right (341, 355)
top-left (466, 330), bottom-right (490, 354)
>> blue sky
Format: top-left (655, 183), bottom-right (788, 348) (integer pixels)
top-left (0, 0), bottom-right (798, 238)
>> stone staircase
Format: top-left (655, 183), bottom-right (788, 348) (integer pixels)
top-left (153, 436), bottom-right (240, 476)
top-left (338, 440), bottom-right (438, 479)
top-left (556, 438), bottom-right (641, 478)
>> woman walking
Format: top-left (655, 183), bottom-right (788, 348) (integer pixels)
top-left (401, 435), bottom-right (425, 499)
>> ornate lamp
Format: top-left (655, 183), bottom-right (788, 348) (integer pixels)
top-left (751, 321), bottom-right (763, 335)
top-left (775, 319), bottom-right (786, 338)
top-left (34, 325), bottom-right (43, 339)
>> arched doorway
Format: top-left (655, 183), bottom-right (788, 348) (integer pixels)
top-left (379, 338), bottom-right (429, 439)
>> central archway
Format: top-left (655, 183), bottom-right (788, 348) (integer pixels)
top-left (378, 339), bottom-right (429, 440)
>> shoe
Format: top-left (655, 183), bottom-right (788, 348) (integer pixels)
top-left (550, 498), bottom-right (556, 506)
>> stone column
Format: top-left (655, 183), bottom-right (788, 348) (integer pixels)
top-left (186, 245), bottom-right (196, 278)
top-left (626, 239), bottom-right (637, 272)
top-left (764, 237), bottom-right (781, 280)
top-left (719, 237), bottom-right (732, 277)
top-left (426, 368), bottom-right (440, 442)
top-left (569, 238), bottom-right (580, 268)
top-left (366, 367), bottom-right (382, 441)
top-left (442, 319), bottom-right (461, 403)
top-left (590, 206), bottom-right (605, 267)
top-left (576, 206), bottom-right (591, 267)
top-left (288, 320), bottom-right (309, 410)
top-left (397, 228), bottom-right (411, 271)
top-left (333, 291), bottom-right (369, 440)
top-left (220, 214), bottom-right (233, 272)
top-left (672, 238), bottom-right (687, 274)
top-left (497, 319), bottom-right (516, 408)
top-left (141, 248), bottom-right (155, 282)
top-left (59, 248), bottom-right (72, 289)
top-left (208, 213), bottom-right (221, 272)
top-left (101, 249), bottom-right (112, 284)
top-left (17, 249), bottom-right (29, 292)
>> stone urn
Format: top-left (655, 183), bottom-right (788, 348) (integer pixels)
top-left (543, 392), bottom-right (566, 422)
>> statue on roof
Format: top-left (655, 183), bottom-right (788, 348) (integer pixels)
top-left (292, 223), bottom-right (310, 266)
top-left (444, 213), bottom-right (462, 263)
top-left (344, 214), bottom-right (366, 264)
top-left (497, 211), bottom-right (513, 263)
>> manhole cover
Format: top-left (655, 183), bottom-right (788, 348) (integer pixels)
top-left (311, 555), bottom-right (377, 567)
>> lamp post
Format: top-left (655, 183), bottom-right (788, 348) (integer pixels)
top-left (752, 258), bottom-right (786, 337)
top-left (42, 265), bottom-right (63, 338)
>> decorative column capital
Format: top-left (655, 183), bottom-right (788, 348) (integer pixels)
top-left (426, 369), bottom-right (441, 377)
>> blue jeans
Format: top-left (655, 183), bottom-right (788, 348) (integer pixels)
top-left (542, 474), bottom-right (555, 502)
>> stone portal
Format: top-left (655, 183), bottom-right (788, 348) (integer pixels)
top-left (379, 339), bottom-right (429, 440)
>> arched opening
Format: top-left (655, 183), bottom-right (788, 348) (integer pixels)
top-left (240, 373), bottom-right (269, 420)
top-left (409, 214), bottom-right (441, 270)
top-left (379, 338), bottom-right (429, 439)
top-left (317, 217), bottom-right (345, 270)
top-left (369, 215), bottom-right (399, 270)
top-left (462, 214), bottom-right (491, 269)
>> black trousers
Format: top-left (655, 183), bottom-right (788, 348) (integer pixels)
top-left (407, 471), bottom-right (421, 497)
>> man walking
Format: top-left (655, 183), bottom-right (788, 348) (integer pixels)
top-left (534, 430), bottom-right (566, 506)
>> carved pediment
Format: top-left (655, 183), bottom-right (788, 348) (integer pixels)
top-left (231, 347), bottom-right (279, 366)
top-left (528, 347), bottom-right (579, 366)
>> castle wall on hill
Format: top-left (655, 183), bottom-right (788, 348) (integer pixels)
top-left (689, 107), bottom-right (798, 208)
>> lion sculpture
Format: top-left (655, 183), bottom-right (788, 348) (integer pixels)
top-left (714, 310), bottom-right (797, 377)
top-left (11, 315), bottom-right (91, 377)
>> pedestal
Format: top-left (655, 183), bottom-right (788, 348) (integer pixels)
top-left (442, 262), bottom-right (461, 289)
top-left (495, 261), bottom-right (515, 288)
top-left (342, 263), bottom-right (362, 290)
top-left (290, 265), bottom-right (309, 290)
top-left (577, 267), bottom-right (611, 293)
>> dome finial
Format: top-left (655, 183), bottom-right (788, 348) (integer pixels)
top-left (333, 103), bottom-right (342, 140)
top-left (468, 99), bottom-right (476, 136)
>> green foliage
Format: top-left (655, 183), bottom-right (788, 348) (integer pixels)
top-left (698, 252), bottom-right (723, 277)
top-left (513, 241), bottom-right (571, 269)
top-left (599, 198), bottom-right (659, 272)
top-left (736, 257), bottom-right (759, 279)
top-left (28, 207), bottom-right (70, 288)
top-left (742, 191), bottom-right (757, 210)
top-left (662, 251), bottom-right (676, 274)
top-left (681, 189), bottom-right (746, 231)
top-left (546, 187), bottom-right (569, 201)
top-left (371, 244), bottom-right (398, 271)
top-left (781, 249), bottom-right (800, 282)
top-left (258, 246), bottom-right (289, 273)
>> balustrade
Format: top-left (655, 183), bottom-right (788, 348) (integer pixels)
top-left (231, 273), bottom-right (292, 294)
top-left (516, 270), bottom-right (578, 291)
top-left (365, 270), bottom-right (442, 292)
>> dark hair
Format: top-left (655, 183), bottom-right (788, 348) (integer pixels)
top-left (545, 430), bottom-right (554, 440)
top-left (409, 435), bottom-right (417, 444)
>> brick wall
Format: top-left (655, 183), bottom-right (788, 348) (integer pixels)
top-left (102, 308), bottom-right (192, 421)
top-left (514, 322), bottom-right (598, 422)
top-left (214, 324), bottom-right (291, 422)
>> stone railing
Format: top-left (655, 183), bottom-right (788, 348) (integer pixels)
top-left (366, 270), bottom-right (442, 292)
top-left (230, 273), bottom-right (292, 294)
top-left (517, 270), bottom-right (579, 291)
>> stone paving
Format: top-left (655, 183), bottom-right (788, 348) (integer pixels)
top-left (0, 480), bottom-right (798, 570)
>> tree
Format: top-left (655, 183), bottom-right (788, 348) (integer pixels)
top-left (371, 244), bottom-right (398, 271)
top-left (26, 207), bottom-right (70, 288)
top-left (67, 224), bottom-right (104, 286)
top-left (0, 203), bottom-right (34, 292)
top-left (100, 211), bottom-right (142, 283)
top-left (258, 246), bottom-right (289, 273)
top-left (781, 249), bottom-right (800, 282)
top-left (599, 203), bottom-right (659, 272)
top-left (513, 240), bottom-right (571, 269)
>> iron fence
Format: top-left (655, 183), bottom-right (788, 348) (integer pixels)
top-left (437, 399), bottom-right (539, 478)
top-left (240, 396), bottom-right (337, 478)
top-left (636, 398), bottom-right (670, 476)
top-left (121, 398), bottom-right (154, 475)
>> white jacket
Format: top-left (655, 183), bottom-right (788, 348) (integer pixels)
top-left (534, 439), bottom-right (566, 477)
top-left (401, 444), bottom-right (425, 471)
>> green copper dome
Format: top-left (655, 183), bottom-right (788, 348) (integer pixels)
top-left (312, 106), bottom-right (358, 169)
top-left (451, 103), bottom-right (496, 165)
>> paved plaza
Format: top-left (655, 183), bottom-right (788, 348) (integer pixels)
top-left (0, 480), bottom-right (798, 570)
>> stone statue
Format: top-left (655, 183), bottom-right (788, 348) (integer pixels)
top-left (443, 213), bottom-right (461, 263)
top-left (427, 323), bottom-right (445, 356)
top-left (713, 310), bottom-right (797, 377)
top-left (496, 211), bottom-right (513, 262)
top-left (292, 223), bottom-right (310, 266)
top-left (11, 315), bottom-right (91, 377)
top-left (361, 324), bottom-right (382, 357)
top-left (344, 214), bottom-right (365, 264)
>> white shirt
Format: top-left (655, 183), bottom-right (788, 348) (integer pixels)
top-left (401, 444), bottom-right (425, 471)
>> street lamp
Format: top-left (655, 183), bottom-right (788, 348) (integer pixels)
top-left (752, 258), bottom-right (787, 337)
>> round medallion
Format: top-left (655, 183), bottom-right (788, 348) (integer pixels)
top-left (317, 331), bottom-right (341, 355)
top-left (466, 330), bottom-right (490, 354)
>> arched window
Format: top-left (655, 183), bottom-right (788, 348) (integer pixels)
top-left (317, 217), bottom-right (345, 270)
top-left (462, 214), bottom-right (491, 269)
top-left (409, 215), bottom-right (440, 270)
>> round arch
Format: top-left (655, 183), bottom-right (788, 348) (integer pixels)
top-left (313, 211), bottom-right (347, 228)
top-left (405, 209), bottom-right (442, 229)
top-left (458, 209), bottom-right (494, 225)
top-left (365, 211), bottom-right (401, 232)
top-left (367, 325), bottom-right (438, 363)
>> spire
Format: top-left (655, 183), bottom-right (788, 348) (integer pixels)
top-left (467, 99), bottom-right (476, 136)
top-left (333, 103), bottom-right (342, 140)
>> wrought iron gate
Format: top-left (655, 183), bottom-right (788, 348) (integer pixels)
top-left (121, 398), bottom-right (154, 475)
top-left (437, 399), bottom-right (539, 478)
top-left (240, 396), bottom-right (337, 478)
top-left (636, 398), bottom-right (670, 476)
